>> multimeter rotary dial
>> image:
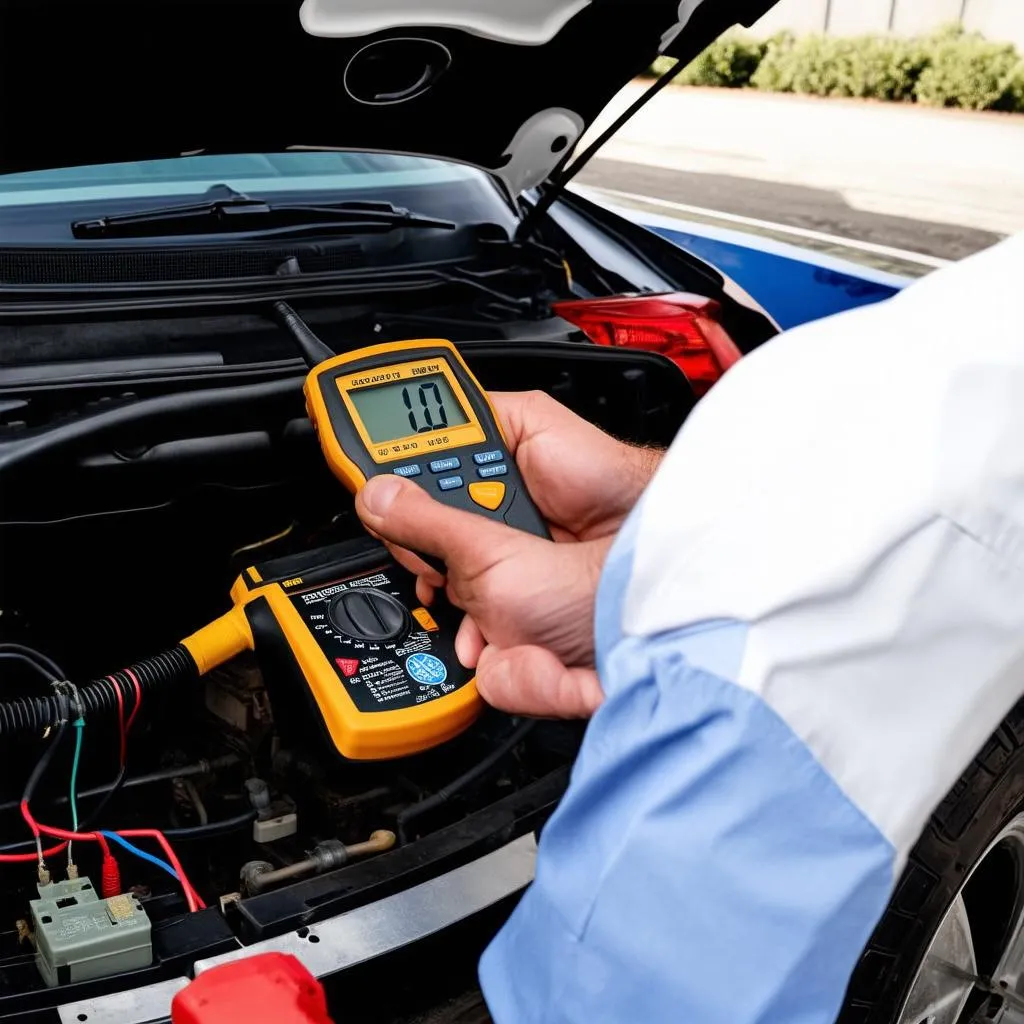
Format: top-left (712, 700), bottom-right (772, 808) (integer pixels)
top-left (328, 589), bottom-right (410, 642)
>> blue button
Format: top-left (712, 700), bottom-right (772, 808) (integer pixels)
top-left (473, 450), bottom-right (504, 465)
top-left (438, 475), bottom-right (464, 491)
top-left (429, 457), bottom-right (461, 473)
top-left (392, 464), bottom-right (422, 478)
top-left (477, 463), bottom-right (508, 479)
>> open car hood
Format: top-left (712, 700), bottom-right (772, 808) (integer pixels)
top-left (0, 0), bottom-right (777, 195)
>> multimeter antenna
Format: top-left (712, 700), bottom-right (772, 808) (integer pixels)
top-left (271, 258), bottom-right (335, 368)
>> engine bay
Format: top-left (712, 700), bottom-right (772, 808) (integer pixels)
top-left (0, 338), bottom-right (692, 1018)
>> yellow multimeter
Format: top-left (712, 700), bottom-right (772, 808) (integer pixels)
top-left (182, 537), bottom-right (481, 761)
top-left (303, 339), bottom-right (550, 539)
top-left (179, 313), bottom-right (552, 762)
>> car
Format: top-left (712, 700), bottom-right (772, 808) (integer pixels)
top-left (0, 3), bottom-right (1014, 1024)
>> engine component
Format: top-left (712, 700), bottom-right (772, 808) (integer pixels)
top-left (241, 830), bottom-right (396, 895)
top-left (253, 813), bottom-right (298, 844)
top-left (244, 777), bottom-right (298, 843)
top-left (239, 860), bottom-right (275, 895)
top-left (244, 778), bottom-right (272, 818)
top-left (204, 659), bottom-right (273, 736)
top-left (29, 877), bottom-right (152, 987)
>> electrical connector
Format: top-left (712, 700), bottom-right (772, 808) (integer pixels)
top-left (30, 877), bottom-right (152, 987)
top-left (101, 853), bottom-right (121, 898)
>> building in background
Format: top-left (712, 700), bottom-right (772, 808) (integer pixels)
top-left (752, 0), bottom-right (1024, 49)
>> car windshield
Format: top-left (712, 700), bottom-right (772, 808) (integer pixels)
top-left (0, 151), bottom-right (487, 209)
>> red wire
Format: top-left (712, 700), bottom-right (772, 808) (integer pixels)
top-left (122, 668), bottom-right (143, 736)
top-left (108, 674), bottom-right (127, 765)
top-left (0, 840), bottom-right (71, 864)
top-left (116, 829), bottom-right (205, 911)
top-left (0, 820), bottom-right (203, 912)
top-left (8, 806), bottom-right (202, 913)
top-left (19, 800), bottom-right (113, 858)
top-left (107, 668), bottom-right (142, 766)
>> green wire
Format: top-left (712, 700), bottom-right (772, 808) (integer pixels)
top-left (68, 717), bottom-right (85, 866)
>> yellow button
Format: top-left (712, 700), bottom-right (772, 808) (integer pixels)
top-left (469, 481), bottom-right (506, 511)
top-left (411, 606), bottom-right (439, 632)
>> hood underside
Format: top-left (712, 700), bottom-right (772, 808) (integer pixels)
top-left (0, 0), bottom-right (777, 195)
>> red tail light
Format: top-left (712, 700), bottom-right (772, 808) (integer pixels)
top-left (552, 292), bottom-right (742, 396)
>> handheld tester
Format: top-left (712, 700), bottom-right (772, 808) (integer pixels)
top-left (182, 538), bottom-right (480, 762)
top-left (302, 339), bottom-right (549, 538)
top-left (179, 331), bottom-right (551, 761)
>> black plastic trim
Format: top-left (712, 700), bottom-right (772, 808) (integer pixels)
top-left (235, 764), bottom-right (569, 941)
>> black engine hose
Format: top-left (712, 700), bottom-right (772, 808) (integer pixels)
top-left (0, 376), bottom-right (303, 477)
top-left (0, 645), bottom-right (197, 738)
top-left (396, 718), bottom-right (536, 843)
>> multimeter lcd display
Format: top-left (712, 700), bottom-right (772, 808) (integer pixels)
top-left (348, 373), bottom-right (470, 444)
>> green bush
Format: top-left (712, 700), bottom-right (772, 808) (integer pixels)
top-left (645, 23), bottom-right (1024, 113)
top-left (745, 30), bottom-right (797, 91)
top-left (1003, 62), bottom-right (1024, 112)
top-left (751, 32), bottom-right (928, 101)
top-left (676, 32), bottom-right (766, 88)
top-left (846, 35), bottom-right (931, 101)
top-left (914, 27), bottom-right (1024, 110)
top-left (649, 55), bottom-right (677, 79)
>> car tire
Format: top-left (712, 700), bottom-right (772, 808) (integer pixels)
top-left (839, 696), bottom-right (1024, 1024)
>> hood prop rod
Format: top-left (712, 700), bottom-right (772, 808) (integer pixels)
top-left (514, 57), bottom-right (689, 243)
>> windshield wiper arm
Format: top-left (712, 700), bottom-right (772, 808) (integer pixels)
top-left (71, 197), bottom-right (456, 240)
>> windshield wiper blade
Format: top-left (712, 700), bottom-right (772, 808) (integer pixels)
top-left (71, 197), bottom-right (456, 240)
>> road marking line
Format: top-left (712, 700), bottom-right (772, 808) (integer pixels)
top-left (573, 185), bottom-right (952, 270)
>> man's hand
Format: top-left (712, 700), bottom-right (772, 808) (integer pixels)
top-left (356, 391), bottom-right (662, 718)
top-left (488, 390), bottom-right (661, 543)
top-left (379, 390), bottom-right (660, 591)
top-left (357, 475), bottom-right (607, 717)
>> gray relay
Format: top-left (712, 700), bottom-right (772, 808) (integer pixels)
top-left (29, 877), bottom-right (152, 987)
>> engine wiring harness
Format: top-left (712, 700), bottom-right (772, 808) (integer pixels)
top-left (0, 645), bottom-right (196, 737)
top-left (0, 642), bottom-right (206, 912)
top-left (0, 625), bottom-right (535, 996)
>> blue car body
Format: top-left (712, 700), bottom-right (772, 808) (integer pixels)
top-left (619, 205), bottom-right (914, 331)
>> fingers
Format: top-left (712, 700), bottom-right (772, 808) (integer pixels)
top-left (356, 474), bottom-right (531, 569)
top-left (415, 575), bottom-right (436, 608)
top-left (486, 391), bottom-right (534, 454)
top-left (475, 644), bottom-right (603, 719)
top-left (381, 540), bottom-right (446, 589)
top-left (488, 390), bottom-right (564, 455)
top-left (455, 615), bottom-right (485, 668)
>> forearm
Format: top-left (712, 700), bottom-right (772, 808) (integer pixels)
top-left (479, 628), bottom-right (892, 1024)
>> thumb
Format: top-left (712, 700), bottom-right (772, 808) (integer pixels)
top-left (356, 474), bottom-right (525, 567)
top-left (476, 645), bottom-right (604, 719)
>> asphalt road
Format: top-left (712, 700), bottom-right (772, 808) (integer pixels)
top-left (576, 157), bottom-right (1005, 263)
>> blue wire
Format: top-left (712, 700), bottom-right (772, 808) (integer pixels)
top-left (99, 831), bottom-right (180, 882)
